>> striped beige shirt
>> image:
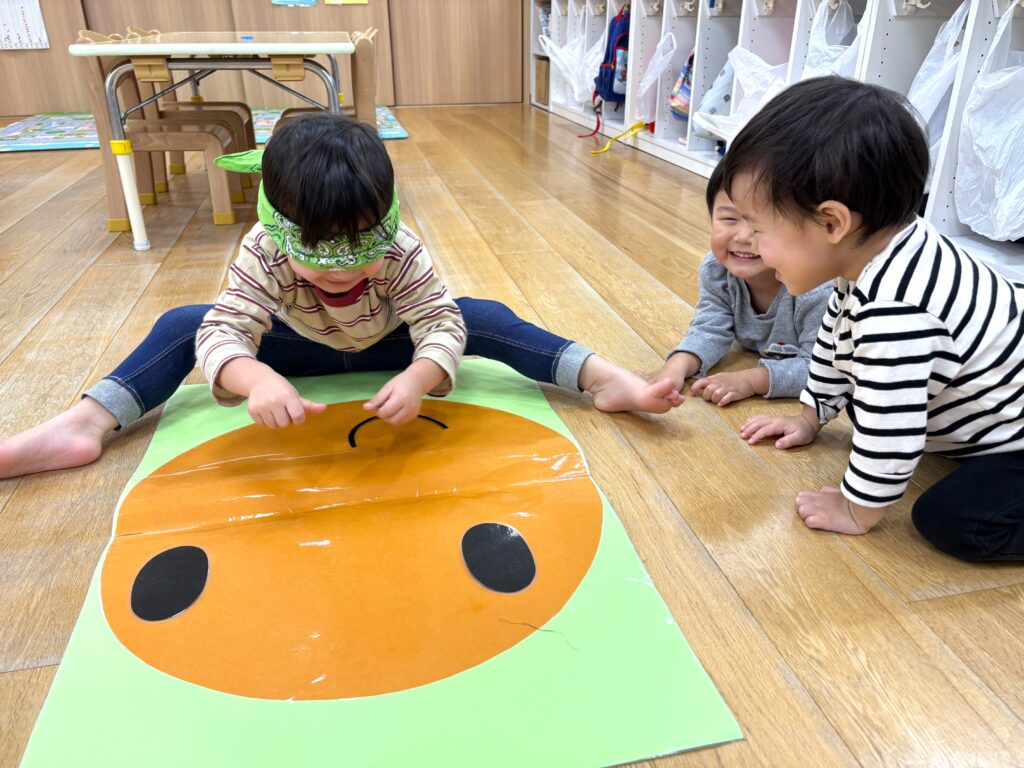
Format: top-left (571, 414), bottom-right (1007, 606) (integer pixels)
top-left (196, 223), bottom-right (467, 406)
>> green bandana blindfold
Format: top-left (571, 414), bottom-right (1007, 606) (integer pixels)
top-left (215, 149), bottom-right (400, 271)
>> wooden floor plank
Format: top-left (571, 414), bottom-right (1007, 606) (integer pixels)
top-left (518, 198), bottom-right (695, 358)
top-left (915, 583), bottom-right (1024, 723)
top-left (415, 142), bottom-right (550, 255)
top-left (0, 152), bottom-right (69, 199)
top-left (473, 105), bottom-right (709, 221)
top-left (0, 666), bottom-right (56, 768)
top-left (397, 175), bottom-right (536, 319)
top-left (409, 108), bottom-right (706, 306)
top-left (0, 198), bottom-right (118, 367)
top-left (0, 262), bottom-right (163, 671)
top-left (0, 167), bottom-right (106, 283)
top-left (0, 152), bottom-right (100, 237)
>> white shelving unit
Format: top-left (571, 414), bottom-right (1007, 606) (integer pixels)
top-left (530, 0), bottom-right (1024, 274)
top-left (529, 0), bottom-right (555, 109)
top-left (923, 0), bottom-right (1024, 271)
top-left (648, 0), bottom-right (702, 151)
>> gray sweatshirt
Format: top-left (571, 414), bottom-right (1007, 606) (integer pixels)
top-left (672, 252), bottom-right (832, 398)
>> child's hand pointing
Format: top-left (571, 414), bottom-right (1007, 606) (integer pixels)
top-left (364, 359), bottom-right (448, 426)
top-left (364, 372), bottom-right (423, 426)
top-left (248, 372), bottom-right (326, 428)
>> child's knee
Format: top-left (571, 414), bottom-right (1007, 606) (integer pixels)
top-left (912, 491), bottom-right (996, 562)
top-left (153, 305), bottom-right (209, 335)
top-left (455, 297), bottom-right (515, 328)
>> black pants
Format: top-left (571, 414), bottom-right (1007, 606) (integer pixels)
top-left (912, 451), bottom-right (1024, 561)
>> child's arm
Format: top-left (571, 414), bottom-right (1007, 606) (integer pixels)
top-left (755, 283), bottom-right (833, 399)
top-left (218, 357), bottom-right (326, 428)
top-left (372, 235), bottom-right (466, 424)
top-left (648, 256), bottom-right (736, 389)
top-left (363, 358), bottom-right (448, 425)
top-left (755, 302), bottom-right (955, 537)
top-left (798, 288), bottom-right (851, 421)
top-left (832, 304), bottom-right (953, 512)
top-left (197, 234), bottom-right (288, 408)
top-left (647, 351), bottom-right (701, 391)
top-left (706, 286), bottom-right (832, 407)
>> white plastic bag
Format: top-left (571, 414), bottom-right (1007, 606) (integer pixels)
top-left (830, 13), bottom-right (864, 78)
top-left (907, 0), bottom-right (970, 179)
top-left (690, 59), bottom-right (735, 140)
top-left (692, 47), bottom-right (788, 143)
top-left (800, 0), bottom-right (856, 80)
top-left (955, 0), bottom-right (1024, 241)
top-left (633, 33), bottom-right (677, 123)
top-left (539, 30), bottom-right (607, 104)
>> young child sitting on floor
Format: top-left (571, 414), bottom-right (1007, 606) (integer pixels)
top-left (734, 77), bottom-right (1024, 562)
top-left (646, 162), bottom-right (831, 405)
top-left (0, 113), bottom-right (681, 479)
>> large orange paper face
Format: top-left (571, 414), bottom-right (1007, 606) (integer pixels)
top-left (100, 400), bottom-right (602, 700)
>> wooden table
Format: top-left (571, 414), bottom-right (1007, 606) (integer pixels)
top-left (68, 31), bottom-right (367, 251)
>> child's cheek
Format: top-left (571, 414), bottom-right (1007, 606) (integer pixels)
top-left (709, 227), bottom-right (731, 262)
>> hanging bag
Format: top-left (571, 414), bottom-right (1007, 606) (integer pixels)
top-left (539, 30), bottom-right (607, 104)
top-left (800, 0), bottom-right (856, 80)
top-left (830, 13), bottom-right (864, 77)
top-left (906, 0), bottom-right (971, 179)
top-left (955, 0), bottom-right (1024, 241)
top-left (634, 33), bottom-right (678, 123)
top-left (692, 47), bottom-right (788, 143)
top-left (690, 59), bottom-right (735, 139)
top-left (594, 5), bottom-right (631, 105)
top-left (668, 50), bottom-right (695, 122)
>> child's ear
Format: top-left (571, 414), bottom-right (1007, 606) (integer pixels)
top-left (816, 200), bottom-right (855, 244)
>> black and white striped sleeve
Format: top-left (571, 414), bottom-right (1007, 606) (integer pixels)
top-left (799, 288), bottom-right (851, 422)
top-left (841, 301), bottom-right (958, 507)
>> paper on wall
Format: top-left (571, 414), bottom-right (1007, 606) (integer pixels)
top-left (0, 0), bottom-right (49, 50)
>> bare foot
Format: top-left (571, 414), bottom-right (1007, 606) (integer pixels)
top-left (579, 356), bottom-right (685, 414)
top-left (0, 398), bottom-right (119, 479)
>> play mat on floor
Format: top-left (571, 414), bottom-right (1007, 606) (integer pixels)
top-left (22, 359), bottom-right (740, 767)
top-left (0, 106), bottom-right (407, 152)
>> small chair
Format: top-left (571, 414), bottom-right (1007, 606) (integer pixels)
top-left (76, 30), bottom-right (242, 227)
top-left (160, 88), bottom-right (258, 189)
top-left (124, 27), bottom-right (255, 197)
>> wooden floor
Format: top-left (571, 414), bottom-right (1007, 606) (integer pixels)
top-left (2, 105), bottom-right (1024, 767)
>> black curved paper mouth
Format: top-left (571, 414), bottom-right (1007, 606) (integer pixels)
top-left (347, 414), bottom-right (448, 448)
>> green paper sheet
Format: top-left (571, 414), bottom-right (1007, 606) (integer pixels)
top-left (22, 359), bottom-right (741, 767)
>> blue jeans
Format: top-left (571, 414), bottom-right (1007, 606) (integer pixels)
top-left (86, 297), bottom-right (592, 426)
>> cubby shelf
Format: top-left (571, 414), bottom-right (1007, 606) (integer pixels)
top-left (529, 0), bottom-right (1024, 271)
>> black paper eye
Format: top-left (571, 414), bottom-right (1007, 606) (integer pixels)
top-left (131, 546), bottom-right (209, 621)
top-left (462, 523), bottom-right (536, 593)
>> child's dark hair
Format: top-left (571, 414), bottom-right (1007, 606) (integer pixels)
top-left (705, 160), bottom-right (725, 214)
top-left (261, 113), bottom-right (394, 248)
top-left (722, 77), bottom-right (928, 240)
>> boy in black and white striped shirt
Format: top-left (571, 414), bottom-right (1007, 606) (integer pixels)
top-left (727, 77), bottom-right (1024, 562)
